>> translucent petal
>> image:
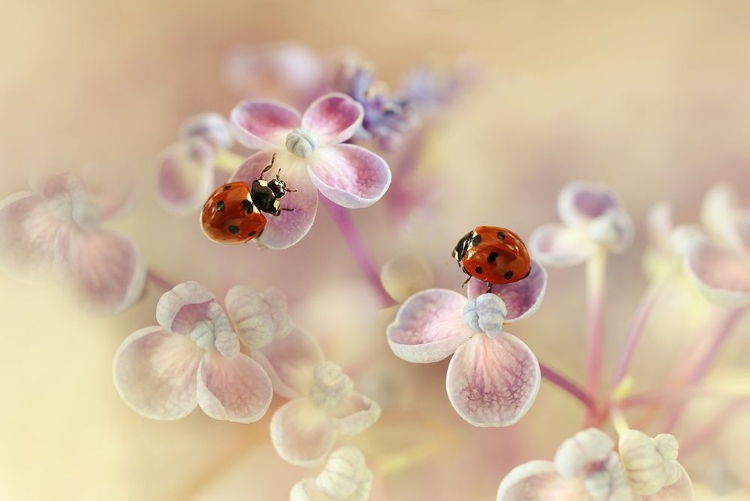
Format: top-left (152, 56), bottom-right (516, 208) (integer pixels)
top-left (157, 138), bottom-right (216, 214)
top-left (270, 398), bottom-right (336, 466)
top-left (330, 392), bottom-right (381, 435)
top-left (446, 333), bottom-right (540, 426)
top-left (225, 285), bottom-right (292, 349)
top-left (301, 93), bottom-right (364, 145)
top-left (155, 281), bottom-right (217, 334)
top-left (701, 183), bottom-right (746, 252)
top-left (497, 461), bottom-right (590, 501)
top-left (179, 112), bottom-right (233, 150)
top-left (528, 224), bottom-right (595, 267)
top-left (684, 240), bottom-right (750, 307)
top-left (230, 99), bottom-right (301, 150)
top-left (558, 182), bottom-right (622, 226)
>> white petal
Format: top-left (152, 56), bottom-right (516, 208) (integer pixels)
top-left (497, 461), bottom-right (590, 501)
top-left (271, 398), bottom-right (336, 466)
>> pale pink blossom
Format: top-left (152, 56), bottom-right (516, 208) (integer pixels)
top-left (113, 282), bottom-right (292, 423)
top-left (229, 92), bottom-right (391, 249)
top-left (290, 446), bottom-right (373, 501)
top-left (252, 328), bottom-right (380, 466)
top-left (0, 171), bottom-right (145, 313)
top-left (386, 260), bottom-right (547, 426)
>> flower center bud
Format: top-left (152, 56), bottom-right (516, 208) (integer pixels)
top-left (310, 362), bottom-right (353, 410)
top-left (285, 127), bottom-right (319, 158)
top-left (190, 320), bottom-right (217, 351)
top-left (316, 447), bottom-right (371, 499)
top-left (462, 293), bottom-right (507, 337)
top-left (619, 430), bottom-right (682, 496)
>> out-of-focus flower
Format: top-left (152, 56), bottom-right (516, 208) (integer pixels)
top-left (386, 260), bottom-right (547, 426)
top-left (377, 253), bottom-right (434, 323)
top-left (497, 428), bottom-right (694, 500)
top-left (158, 113), bottom-right (239, 214)
top-left (0, 171), bottom-right (146, 313)
top-left (529, 182), bottom-right (634, 267)
top-left (399, 56), bottom-right (476, 115)
top-left (642, 202), bottom-right (706, 282)
top-left (230, 92), bottom-right (391, 249)
top-left (290, 446), bottom-right (373, 501)
top-left (257, 326), bottom-right (380, 465)
top-left (113, 281), bottom-right (292, 423)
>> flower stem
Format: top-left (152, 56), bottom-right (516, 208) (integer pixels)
top-left (610, 277), bottom-right (667, 390)
top-left (539, 362), bottom-right (595, 411)
top-left (147, 269), bottom-right (176, 291)
top-left (584, 249), bottom-right (608, 404)
top-left (321, 198), bottom-right (394, 307)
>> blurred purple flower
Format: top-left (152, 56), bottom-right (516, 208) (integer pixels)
top-left (0, 171), bottom-right (145, 313)
top-left (229, 92), bottom-right (391, 249)
top-left (386, 260), bottom-right (547, 426)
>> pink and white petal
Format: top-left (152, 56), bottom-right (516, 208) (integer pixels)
top-left (271, 398), bottom-right (337, 467)
top-left (642, 466), bottom-right (694, 501)
top-left (225, 285), bottom-right (291, 349)
top-left (252, 327), bottom-right (324, 399)
top-left (290, 479), bottom-right (328, 501)
top-left (386, 289), bottom-right (473, 363)
top-left (196, 351), bottom-right (273, 423)
top-left (157, 138), bottom-right (216, 215)
top-left (330, 391), bottom-right (381, 435)
top-left (684, 241), bottom-right (750, 307)
top-left (301, 93), bottom-right (364, 145)
top-left (497, 461), bottom-right (591, 501)
top-left (229, 99), bottom-right (301, 150)
top-left (307, 144), bottom-right (391, 209)
top-left (112, 326), bottom-right (202, 420)
top-left (179, 112), bottom-right (233, 150)
top-left (446, 333), bottom-right (541, 427)
top-left (156, 281), bottom-right (217, 334)
top-left (558, 181), bottom-right (621, 227)
top-left (528, 223), bottom-right (595, 267)
top-left (64, 229), bottom-right (147, 313)
top-left (232, 150), bottom-right (319, 249)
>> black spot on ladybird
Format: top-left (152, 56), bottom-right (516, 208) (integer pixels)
top-left (471, 234), bottom-right (482, 246)
top-left (248, 231), bottom-right (256, 237)
top-left (504, 271), bottom-right (514, 280)
top-left (497, 231), bottom-right (505, 240)
top-left (223, 185), bottom-right (232, 191)
top-left (487, 251), bottom-right (499, 263)
top-left (216, 200), bottom-right (225, 212)
top-left (242, 199), bottom-right (254, 214)
top-left (474, 266), bottom-right (483, 274)
top-left (521, 268), bottom-right (531, 279)
top-left (228, 225), bottom-right (240, 234)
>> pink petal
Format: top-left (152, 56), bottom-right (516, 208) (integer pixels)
top-left (497, 461), bottom-right (589, 501)
top-left (179, 112), bottom-right (233, 150)
top-left (225, 285), bottom-right (293, 349)
top-left (157, 138), bottom-right (216, 214)
top-left (81, 163), bottom-right (138, 220)
top-left (156, 281), bottom-right (217, 334)
top-left (229, 99), bottom-right (301, 150)
top-left (330, 391), bottom-right (381, 435)
top-left (232, 150), bottom-right (319, 249)
top-left (31, 172), bottom-right (101, 230)
top-left (196, 351), bottom-right (273, 423)
top-left (301, 93), bottom-right (364, 145)
top-left (642, 466), bottom-right (694, 501)
top-left (467, 258), bottom-right (548, 323)
top-left (558, 181), bottom-right (622, 226)
top-left (386, 289), bottom-right (472, 363)
top-left (271, 398), bottom-right (336, 466)
top-left (112, 326), bottom-right (201, 420)
top-left (684, 240), bottom-right (750, 307)
top-left (528, 224), bottom-right (595, 267)
top-left (446, 333), bottom-right (540, 426)
top-left (307, 144), bottom-right (391, 209)
top-left (63, 229), bottom-right (147, 313)
top-left (252, 327), bottom-right (324, 398)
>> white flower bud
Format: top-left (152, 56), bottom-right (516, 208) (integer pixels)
top-left (286, 127), bottom-right (319, 158)
top-left (310, 362), bottom-right (353, 410)
top-left (619, 430), bottom-right (682, 495)
top-left (554, 428), bottom-right (615, 478)
top-left (316, 447), bottom-right (373, 500)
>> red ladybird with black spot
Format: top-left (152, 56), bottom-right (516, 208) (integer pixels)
top-left (452, 226), bottom-right (532, 289)
top-left (200, 154), bottom-right (295, 244)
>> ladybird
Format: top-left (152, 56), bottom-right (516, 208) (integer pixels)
top-left (452, 226), bottom-right (532, 290)
top-left (200, 154), bottom-right (295, 244)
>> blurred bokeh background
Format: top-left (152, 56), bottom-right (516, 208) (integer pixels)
top-left (2, 1), bottom-right (750, 499)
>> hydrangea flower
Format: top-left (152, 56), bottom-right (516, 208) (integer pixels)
top-left (529, 182), bottom-right (634, 267)
top-left (229, 92), bottom-right (391, 249)
top-left (158, 112), bottom-right (238, 214)
top-left (497, 428), bottom-right (694, 500)
top-left (386, 260), bottom-right (547, 426)
top-left (0, 171), bottom-right (146, 313)
top-left (290, 446), bottom-right (373, 501)
top-left (113, 281), bottom-right (292, 423)
top-left (251, 328), bottom-right (380, 465)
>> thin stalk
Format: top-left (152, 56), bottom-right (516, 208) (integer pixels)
top-left (147, 269), bottom-right (175, 291)
top-left (584, 249), bottom-right (608, 401)
top-left (539, 362), bottom-right (595, 411)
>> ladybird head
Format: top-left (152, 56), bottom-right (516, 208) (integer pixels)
top-left (452, 230), bottom-right (474, 264)
top-left (268, 178), bottom-right (289, 199)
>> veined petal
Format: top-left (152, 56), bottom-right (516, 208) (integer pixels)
top-left (196, 351), bottom-right (273, 423)
top-left (558, 181), bottom-right (622, 226)
top-left (156, 281), bottom-right (217, 334)
top-left (271, 398), bottom-right (336, 466)
top-left (301, 93), bottom-right (364, 145)
top-left (229, 99), bottom-right (301, 150)
top-left (446, 333), bottom-right (540, 427)
top-left (330, 391), bottom-right (381, 435)
top-left (497, 461), bottom-right (590, 501)
top-left (307, 144), bottom-right (391, 209)
top-left (528, 224), bottom-right (596, 267)
top-left (112, 326), bottom-right (201, 420)
top-left (684, 240), bottom-right (750, 307)
top-left (63, 229), bottom-right (147, 313)
top-left (232, 150), bottom-right (319, 249)
top-left (157, 138), bottom-right (216, 214)
top-left (467, 258), bottom-right (547, 322)
top-left (642, 466), bottom-right (694, 501)
top-left (225, 285), bottom-right (292, 349)
top-left (252, 327), bottom-right (324, 399)
top-left (386, 289), bottom-right (472, 363)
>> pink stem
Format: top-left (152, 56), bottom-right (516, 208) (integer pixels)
top-left (147, 269), bottom-right (176, 291)
top-left (322, 198), bottom-right (394, 307)
top-left (584, 252), bottom-right (607, 408)
top-left (540, 362), bottom-right (595, 411)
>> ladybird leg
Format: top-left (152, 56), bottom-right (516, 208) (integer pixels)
top-left (281, 207), bottom-right (294, 212)
top-left (461, 275), bottom-right (471, 288)
top-left (275, 167), bottom-right (297, 192)
top-left (259, 153), bottom-right (277, 179)
top-left (485, 281), bottom-right (493, 294)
